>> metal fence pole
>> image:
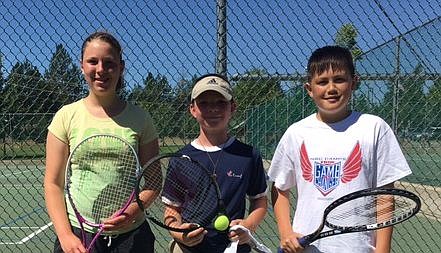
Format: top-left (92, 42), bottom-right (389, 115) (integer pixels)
top-left (392, 36), bottom-right (401, 133)
top-left (216, 0), bottom-right (227, 76)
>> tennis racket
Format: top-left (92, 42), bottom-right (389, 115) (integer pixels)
top-left (135, 153), bottom-right (230, 233)
top-left (277, 187), bottom-right (421, 252)
top-left (65, 134), bottom-right (141, 252)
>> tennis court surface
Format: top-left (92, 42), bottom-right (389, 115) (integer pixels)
top-left (1, 159), bottom-right (440, 252)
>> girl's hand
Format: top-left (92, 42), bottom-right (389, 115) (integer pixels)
top-left (103, 202), bottom-right (141, 231)
top-left (59, 232), bottom-right (87, 253)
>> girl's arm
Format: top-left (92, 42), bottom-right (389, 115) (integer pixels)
top-left (44, 132), bottom-right (86, 252)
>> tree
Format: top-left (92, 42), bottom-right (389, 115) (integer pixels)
top-left (335, 24), bottom-right (363, 60)
top-left (233, 68), bottom-right (284, 111)
top-left (44, 44), bottom-right (85, 112)
top-left (174, 74), bottom-right (196, 107)
top-left (2, 60), bottom-right (48, 141)
top-left (380, 64), bottom-right (426, 134)
top-left (232, 68), bottom-right (285, 139)
top-left (129, 72), bottom-right (172, 104)
top-left (426, 78), bottom-right (441, 127)
top-left (2, 60), bottom-right (46, 113)
top-left (398, 65), bottom-right (426, 132)
top-left (352, 91), bottom-right (372, 113)
top-left (171, 74), bottom-right (198, 138)
top-left (378, 79), bottom-right (395, 125)
top-left (128, 72), bottom-right (176, 137)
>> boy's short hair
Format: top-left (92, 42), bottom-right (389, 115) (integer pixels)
top-left (307, 45), bottom-right (355, 82)
top-left (191, 73), bottom-right (233, 101)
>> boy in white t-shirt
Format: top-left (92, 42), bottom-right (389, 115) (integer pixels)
top-left (268, 45), bottom-right (411, 253)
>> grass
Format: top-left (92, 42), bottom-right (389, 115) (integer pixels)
top-left (159, 144), bottom-right (183, 154)
top-left (0, 141), bottom-right (184, 160)
top-left (0, 142), bottom-right (45, 159)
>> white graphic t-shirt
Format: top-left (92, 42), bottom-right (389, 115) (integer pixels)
top-left (268, 112), bottom-right (412, 253)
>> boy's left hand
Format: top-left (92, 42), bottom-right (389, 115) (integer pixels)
top-left (228, 219), bottom-right (251, 244)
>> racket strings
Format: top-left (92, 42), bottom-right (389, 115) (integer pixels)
top-left (143, 156), bottom-right (219, 229)
top-left (326, 194), bottom-right (418, 228)
top-left (68, 135), bottom-right (138, 223)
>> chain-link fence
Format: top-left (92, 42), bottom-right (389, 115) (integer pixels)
top-left (0, 0), bottom-right (440, 252)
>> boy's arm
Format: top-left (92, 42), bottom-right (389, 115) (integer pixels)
top-left (271, 184), bottom-right (293, 241)
top-left (271, 183), bottom-right (304, 251)
top-left (271, 183), bottom-right (293, 237)
top-left (375, 183), bottom-right (395, 253)
top-left (241, 195), bottom-right (268, 232)
top-left (375, 227), bottom-right (393, 253)
top-left (228, 195), bottom-right (267, 245)
top-left (165, 206), bottom-right (207, 247)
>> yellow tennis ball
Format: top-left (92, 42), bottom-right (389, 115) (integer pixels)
top-left (214, 215), bottom-right (229, 231)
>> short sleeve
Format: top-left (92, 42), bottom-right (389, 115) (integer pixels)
top-left (47, 106), bottom-right (69, 144)
top-left (376, 123), bottom-right (412, 186)
top-left (247, 149), bottom-right (268, 199)
top-left (268, 130), bottom-right (297, 191)
top-left (140, 111), bottom-right (158, 145)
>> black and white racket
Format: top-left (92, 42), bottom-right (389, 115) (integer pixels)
top-left (65, 134), bottom-right (141, 252)
top-left (278, 187), bottom-right (421, 252)
top-left (135, 153), bottom-right (230, 233)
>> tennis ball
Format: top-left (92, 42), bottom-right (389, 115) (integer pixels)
top-left (214, 215), bottom-right (230, 231)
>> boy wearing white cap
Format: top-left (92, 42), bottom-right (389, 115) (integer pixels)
top-left (168, 73), bottom-right (268, 253)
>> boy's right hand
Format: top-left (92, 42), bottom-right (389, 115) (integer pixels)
top-left (171, 223), bottom-right (207, 247)
top-left (279, 232), bottom-right (305, 253)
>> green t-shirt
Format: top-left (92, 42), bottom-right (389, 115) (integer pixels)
top-left (48, 99), bottom-right (158, 234)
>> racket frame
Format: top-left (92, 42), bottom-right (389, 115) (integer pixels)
top-left (298, 187), bottom-right (421, 247)
top-left (64, 134), bottom-right (141, 251)
top-left (135, 153), bottom-right (227, 233)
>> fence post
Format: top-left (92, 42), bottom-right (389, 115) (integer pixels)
top-left (216, 0), bottom-right (227, 76)
top-left (392, 36), bottom-right (401, 133)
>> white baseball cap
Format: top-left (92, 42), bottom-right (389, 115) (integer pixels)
top-left (191, 74), bottom-right (233, 101)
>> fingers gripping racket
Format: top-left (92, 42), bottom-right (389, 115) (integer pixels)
top-left (65, 134), bottom-right (141, 252)
top-left (229, 225), bottom-right (272, 253)
top-left (278, 188), bottom-right (421, 252)
top-left (135, 153), bottom-right (230, 233)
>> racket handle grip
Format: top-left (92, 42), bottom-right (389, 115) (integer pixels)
top-left (298, 236), bottom-right (310, 248)
top-left (277, 235), bottom-right (311, 252)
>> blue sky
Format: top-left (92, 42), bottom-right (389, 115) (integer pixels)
top-left (0, 0), bottom-right (440, 88)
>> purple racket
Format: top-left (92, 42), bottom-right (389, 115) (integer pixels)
top-left (65, 134), bottom-right (141, 252)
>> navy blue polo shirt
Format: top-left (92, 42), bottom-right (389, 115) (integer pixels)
top-left (167, 137), bottom-right (267, 253)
